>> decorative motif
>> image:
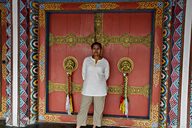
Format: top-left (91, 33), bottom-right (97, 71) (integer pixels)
top-left (48, 81), bottom-right (149, 97)
top-left (99, 33), bottom-right (151, 47)
top-left (0, 3), bottom-right (7, 25)
top-left (39, 46), bottom-right (45, 81)
top-left (153, 47), bottom-right (161, 87)
top-left (169, 0), bottom-right (185, 127)
top-left (48, 8), bottom-right (150, 47)
top-left (5, 0), bottom-right (12, 125)
top-left (127, 86), bottom-right (149, 97)
top-left (63, 56), bottom-right (78, 75)
top-left (107, 86), bottom-right (122, 95)
top-left (49, 33), bottom-right (94, 46)
top-left (39, 3), bottom-right (62, 27)
top-left (2, 44), bottom-right (6, 80)
top-left (133, 104), bottom-right (159, 127)
top-left (188, 49), bottom-right (192, 127)
top-left (137, 1), bottom-right (163, 27)
top-left (117, 57), bottom-right (134, 74)
top-left (0, 97), bottom-right (6, 118)
top-left (18, 0), bottom-right (30, 126)
top-left (159, 1), bottom-right (172, 127)
top-left (39, 98), bottom-right (60, 122)
top-left (118, 57), bottom-right (134, 117)
top-left (29, 1), bottom-right (39, 124)
top-left (63, 56), bottom-right (78, 115)
top-left (0, 44), bottom-right (6, 113)
top-left (87, 117), bottom-right (116, 126)
top-left (94, 13), bottom-right (103, 40)
top-left (49, 82), bottom-right (68, 93)
top-left (80, 3), bottom-right (119, 10)
top-left (39, 6), bottom-right (45, 27)
top-left (49, 33), bottom-right (151, 47)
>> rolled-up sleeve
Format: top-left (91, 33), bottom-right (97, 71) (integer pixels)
top-left (82, 58), bottom-right (87, 80)
top-left (104, 60), bottom-right (110, 80)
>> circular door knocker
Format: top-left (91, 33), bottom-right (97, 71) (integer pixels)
top-left (117, 57), bottom-right (134, 117)
top-left (63, 56), bottom-right (78, 75)
top-left (117, 57), bottom-right (134, 74)
top-left (63, 56), bottom-right (78, 115)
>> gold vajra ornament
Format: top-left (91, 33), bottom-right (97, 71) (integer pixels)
top-left (63, 56), bottom-right (78, 75)
top-left (63, 56), bottom-right (78, 115)
top-left (117, 57), bottom-right (134, 74)
top-left (117, 57), bottom-right (134, 117)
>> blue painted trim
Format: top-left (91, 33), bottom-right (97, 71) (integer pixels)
top-left (148, 9), bottom-right (155, 119)
top-left (0, 0), bottom-right (6, 2)
top-left (45, 12), bottom-right (50, 113)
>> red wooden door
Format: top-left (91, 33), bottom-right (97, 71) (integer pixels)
top-left (38, 2), bottom-right (163, 127)
top-left (46, 11), bottom-right (153, 119)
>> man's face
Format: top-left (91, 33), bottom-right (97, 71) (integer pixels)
top-left (92, 44), bottom-right (101, 56)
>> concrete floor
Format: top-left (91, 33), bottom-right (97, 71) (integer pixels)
top-left (0, 121), bottom-right (119, 128)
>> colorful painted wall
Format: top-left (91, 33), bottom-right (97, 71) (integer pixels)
top-left (0, 0), bottom-right (191, 127)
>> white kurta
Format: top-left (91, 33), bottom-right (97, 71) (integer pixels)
top-left (81, 56), bottom-right (110, 96)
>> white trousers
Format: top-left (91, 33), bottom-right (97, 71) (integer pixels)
top-left (76, 95), bottom-right (106, 127)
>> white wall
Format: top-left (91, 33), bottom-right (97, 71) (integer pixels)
top-left (12, 0), bottom-right (18, 127)
top-left (180, 0), bottom-right (192, 127)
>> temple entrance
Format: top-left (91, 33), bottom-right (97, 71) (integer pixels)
top-left (47, 12), bottom-right (152, 118)
top-left (38, 2), bottom-right (163, 127)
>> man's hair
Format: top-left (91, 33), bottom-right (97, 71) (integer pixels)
top-left (91, 42), bottom-right (102, 49)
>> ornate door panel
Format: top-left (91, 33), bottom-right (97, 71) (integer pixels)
top-left (48, 13), bottom-right (94, 112)
top-left (37, 2), bottom-right (163, 127)
top-left (102, 12), bottom-right (152, 117)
